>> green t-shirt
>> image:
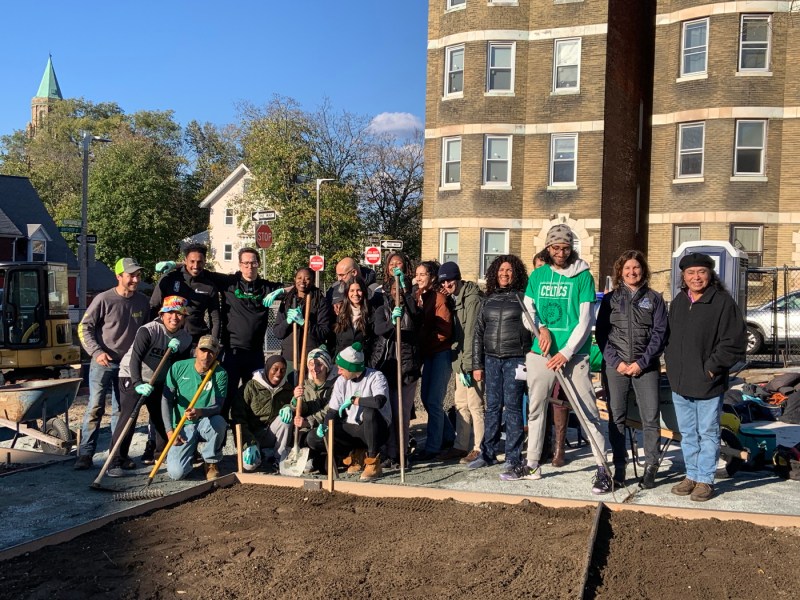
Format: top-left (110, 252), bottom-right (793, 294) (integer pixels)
top-left (524, 265), bottom-right (596, 356)
top-left (163, 358), bottom-right (228, 428)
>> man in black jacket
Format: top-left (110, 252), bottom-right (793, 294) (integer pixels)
top-left (664, 253), bottom-right (746, 502)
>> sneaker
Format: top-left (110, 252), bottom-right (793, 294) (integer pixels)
top-left (204, 462), bottom-right (220, 480)
top-left (671, 477), bottom-right (696, 496)
top-left (437, 447), bottom-right (468, 461)
top-left (467, 455), bottom-right (490, 470)
top-left (74, 455), bottom-right (93, 470)
top-left (460, 450), bottom-right (481, 464)
top-left (192, 450), bottom-right (204, 469)
top-left (499, 464), bottom-right (542, 481)
top-left (106, 467), bottom-right (125, 478)
top-left (119, 458), bottom-right (137, 470)
top-left (640, 465), bottom-right (658, 489)
top-left (591, 467), bottom-right (613, 495)
top-left (523, 464), bottom-right (542, 480)
top-left (612, 465), bottom-right (626, 486)
top-left (690, 482), bottom-right (714, 502)
top-left (381, 457), bottom-right (400, 469)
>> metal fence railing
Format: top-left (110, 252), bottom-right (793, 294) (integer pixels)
top-left (745, 266), bottom-right (800, 366)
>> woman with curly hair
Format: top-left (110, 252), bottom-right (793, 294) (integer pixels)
top-left (467, 254), bottom-right (532, 480)
top-left (333, 276), bottom-right (375, 358)
top-left (382, 252), bottom-right (412, 294)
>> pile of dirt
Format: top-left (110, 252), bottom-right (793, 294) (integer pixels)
top-left (0, 485), bottom-right (594, 599)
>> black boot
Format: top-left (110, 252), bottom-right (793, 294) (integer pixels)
top-left (640, 465), bottom-right (658, 489)
top-left (612, 464), bottom-right (626, 487)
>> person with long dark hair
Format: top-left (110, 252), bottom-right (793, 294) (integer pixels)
top-left (333, 276), bottom-right (375, 357)
top-left (467, 255), bottom-right (531, 480)
top-left (596, 250), bottom-right (668, 489)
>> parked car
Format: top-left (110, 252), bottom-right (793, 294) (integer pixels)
top-left (745, 290), bottom-right (800, 354)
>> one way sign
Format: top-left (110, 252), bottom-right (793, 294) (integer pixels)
top-left (381, 240), bottom-right (403, 250)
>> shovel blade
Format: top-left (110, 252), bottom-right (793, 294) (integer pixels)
top-left (279, 447), bottom-right (310, 477)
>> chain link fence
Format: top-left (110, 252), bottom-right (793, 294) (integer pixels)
top-left (745, 266), bottom-right (800, 366)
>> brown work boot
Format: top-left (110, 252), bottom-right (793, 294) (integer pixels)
top-left (551, 406), bottom-right (569, 467)
top-left (437, 447), bottom-right (468, 461)
top-left (204, 462), bottom-right (220, 481)
top-left (460, 449), bottom-right (481, 464)
top-left (671, 477), bottom-right (696, 496)
top-left (690, 482), bottom-right (714, 502)
top-left (343, 448), bottom-right (367, 474)
top-left (360, 454), bottom-right (383, 481)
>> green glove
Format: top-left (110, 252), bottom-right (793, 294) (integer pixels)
top-left (155, 261), bottom-right (177, 274)
top-left (391, 305), bottom-right (404, 325)
top-left (459, 372), bottom-right (473, 388)
top-left (287, 307), bottom-right (305, 326)
top-left (338, 397), bottom-right (354, 418)
top-left (167, 337), bottom-right (181, 353)
top-left (278, 405), bottom-right (293, 424)
top-left (392, 267), bottom-right (406, 289)
top-left (263, 288), bottom-right (285, 308)
top-left (316, 423), bottom-right (327, 438)
top-left (135, 383), bottom-right (154, 397)
top-left (291, 397), bottom-right (298, 408)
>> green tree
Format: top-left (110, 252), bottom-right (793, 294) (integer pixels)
top-left (184, 120), bottom-right (242, 200)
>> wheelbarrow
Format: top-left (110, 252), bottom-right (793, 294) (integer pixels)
top-left (0, 378), bottom-right (82, 455)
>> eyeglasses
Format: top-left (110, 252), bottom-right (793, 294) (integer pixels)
top-left (549, 246), bottom-right (572, 255)
top-left (240, 261), bottom-right (259, 267)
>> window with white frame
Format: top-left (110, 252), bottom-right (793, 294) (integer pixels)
top-left (484, 136), bottom-right (511, 185)
top-left (442, 137), bottom-right (462, 186)
top-left (441, 230), bottom-right (459, 264)
top-left (224, 244), bottom-right (233, 261)
top-left (677, 122), bottom-right (705, 177)
top-left (553, 38), bottom-right (581, 90)
top-left (730, 225), bottom-right (763, 267)
top-left (445, 45), bottom-right (465, 96)
top-left (225, 208), bottom-right (234, 225)
top-left (481, 229), bottom-right (508, 278)
top-left (550, 134), bottom-right (577, 186)
top-left (487, 42), bottom-right (514, 92)
top-left (447, 0), bottom-right (465, 9)
top-left (734, 120), bottom-right (766, 175)
top-left (739, 14), bottom-right (771, 71)
top-left (681, 18), bottom-right (708, 76)
top-left (673, 225), bottom-right (701, 250)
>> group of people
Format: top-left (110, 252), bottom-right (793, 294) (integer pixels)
top-left (75, 226), bottom-right (746, 501)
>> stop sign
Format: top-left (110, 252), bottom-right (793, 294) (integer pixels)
top-left (364, 246), bottom-right (381, 265)
top-left (255, 224), bottom-right (273, 249)
top-left (309, 255), bottom-right (325, 272)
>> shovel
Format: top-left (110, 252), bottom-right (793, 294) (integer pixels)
top-left (279, 294), bottom-right (312, 476)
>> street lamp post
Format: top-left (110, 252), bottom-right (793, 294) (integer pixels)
top-left (79, 131), bottom-right (111, 314)
top-left (315, 178), bottom-right (335, 287)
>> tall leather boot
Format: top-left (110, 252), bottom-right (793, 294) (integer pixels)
top-left (551, 405), bottom-right (569, 467)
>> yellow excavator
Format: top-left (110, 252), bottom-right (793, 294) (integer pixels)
top-left (0, 262), bottom-right (81, 382)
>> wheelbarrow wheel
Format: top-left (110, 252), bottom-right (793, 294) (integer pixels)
top-left (716, 426), bottom-right (744, 479)
top-left (40, 417), bottom-right (73, 455)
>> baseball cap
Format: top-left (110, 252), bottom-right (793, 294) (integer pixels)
top-left (115, 257), bottom-right (142, 276)
top-left (197, 335), bottom-right (220, 355)
top-left (160, 295), bottom-right (188, 315)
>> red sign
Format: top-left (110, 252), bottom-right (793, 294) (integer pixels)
top-left (364, 246), bottom-right (381, 265)
top-left (255, 224), bottom-right (273, 249)
top-left (309, 255), bottom-right (325, 272)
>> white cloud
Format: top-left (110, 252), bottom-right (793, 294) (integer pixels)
top-left (368, 112), bottom-right (424, 136)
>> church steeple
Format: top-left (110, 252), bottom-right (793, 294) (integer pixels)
top-left (29, 55), bottom-right (63, 136)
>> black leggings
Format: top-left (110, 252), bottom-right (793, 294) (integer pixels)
top-left (112, 378), bottom-right (168, 467)
top-left (306, 407), bottom-right (390, 458)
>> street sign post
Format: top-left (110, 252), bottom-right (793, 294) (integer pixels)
top-left (255, 224), bottom-right (273, 249)
top-left (306, 242), bottom-right (319, 251)
top-left (381, 240), bottom-right (404, 250)
top-left (58, 226), bottom-right (81, 234)
top-left (252, 210), bottom-right (277, 222)
top-left (76, 234), bottom-right (97, 244)
top-left (309, 255), bottom-right (325, 272)
top-left (62, 219), bottom-right (81, 227)
top-left (364, 246), bottom-right (382, 266)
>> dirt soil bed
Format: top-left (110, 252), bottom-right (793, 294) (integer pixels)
top-left (592, 510), bottom-right (800, 599)
top-left (0, 485), bottom-right (594, 600)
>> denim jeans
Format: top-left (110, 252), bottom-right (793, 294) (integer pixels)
top-left (672, 392), bottom-right (723, 485)
top-left (420, 350), bottom-right (454, 453)
top-left (481, 355), bottom-right (525, 465)
top-left (166, 415), bottom-right (227, 480)
top-left (78, 361), bottom-right (121, 457)
top-left (604, 366), bottom-right (661, 468)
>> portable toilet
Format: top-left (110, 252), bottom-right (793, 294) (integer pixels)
top-left (671, 241), bottom-right (748, 314)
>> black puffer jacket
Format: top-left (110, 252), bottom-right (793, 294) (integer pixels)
top-left (595, 285), bottom-right (668, 371)
top-left (472, 289), bottom-right (532, 369)
top-left (370, 288), bottom-right (422, 386)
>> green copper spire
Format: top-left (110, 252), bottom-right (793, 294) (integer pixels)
top-left (35, 55), bottom-right (62, 100)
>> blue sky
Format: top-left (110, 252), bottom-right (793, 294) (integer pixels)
top-left (1, 1), bottom-right (428, 138)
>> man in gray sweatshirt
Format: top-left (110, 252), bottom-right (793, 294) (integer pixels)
top-left (74, 258), bottom-right (150, 469)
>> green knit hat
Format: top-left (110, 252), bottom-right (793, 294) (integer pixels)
top-left (336, 342), bottom-right (365, 372)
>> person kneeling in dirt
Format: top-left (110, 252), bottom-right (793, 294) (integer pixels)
top-left (233, 355), bottom-right (294, 471)
top-left (307, 342), bottom-right (391, 481)
top-left (162, 336), bottom-right (228, 481)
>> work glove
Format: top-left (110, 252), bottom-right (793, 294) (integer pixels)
top-left (167, 337), bottom-right (181, 353)
top-left (316, 423), bottom-right (327, 438)
top-left (135, 383), bottom-right (154, 397)
top-left (278, 405), bottom-right (293, 424)
top-left (263, 288), bottom-right (285, 308)
top-left (155, 261), bottom-right (177, 274)
top-left (338, 397), bottom-right (354, 418)
top-left (391, 306), bottom-right (404, 325)
top-left (290, 397), bottom-right (298, 408)
top-left (392, 267), bottom-right (406, 289)
top-left (459, 372), bottom-right (473, 388)
top-left (286, 307), bottom-right (305, 326)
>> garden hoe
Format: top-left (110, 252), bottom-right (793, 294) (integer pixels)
top-left (112, 360), bottom-right (219, 501)
top-left (280, 295), bottom-right (312, 476)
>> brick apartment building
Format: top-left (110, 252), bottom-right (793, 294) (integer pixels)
top-left (422, 0), bottom-right (799, 294)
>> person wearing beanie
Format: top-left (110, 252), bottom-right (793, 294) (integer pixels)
top-left (664, 252), bottom-right (746, 502)
top-left (522, 224), bottom-right (611, 493)
top-left (291, 345), bottom-right (337, 472)
top-left (308, 342), bottom-right (392, 481)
